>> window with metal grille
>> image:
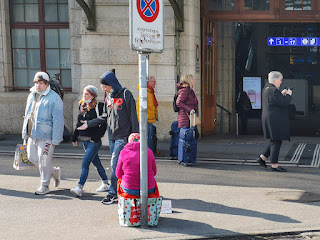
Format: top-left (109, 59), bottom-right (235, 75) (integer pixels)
top-left (10, 0), bottom-right (70, 89)
top-left (209, 0), bottom-right (235, 11)
top-left (285, 0), bottom-right (312, 10)
top-left (244, 0), bottom-right (270, 10)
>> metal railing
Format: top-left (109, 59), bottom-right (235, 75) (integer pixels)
top-left (216, 103), bottom-right (232, 134)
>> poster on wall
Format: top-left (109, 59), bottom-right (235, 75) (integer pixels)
top-left (243, 77), bottom-right (261, 110)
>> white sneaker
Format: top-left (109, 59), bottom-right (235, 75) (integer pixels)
top-left (52, 167), bottom-right (61, 187)
top-left (35, 185), bottom-right (50, 195)
top-left (96, 182), bottom-right (110, 192)
top-left (70, 186), bottom-right (83, 197)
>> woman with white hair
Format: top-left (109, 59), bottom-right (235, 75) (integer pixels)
top-left (257, 71), bottom-right (292, 172)
top-left (70, 85), bottom-right (109, 197)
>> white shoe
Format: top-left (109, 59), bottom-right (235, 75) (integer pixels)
top-left (70, 186), bottom-right (83, 197)
top-left (96, 182), bottom-right (110, 192)
top-left (52, 167), bottom-right (61, 187)
top-left (35, 185), bottom-right (50, 195)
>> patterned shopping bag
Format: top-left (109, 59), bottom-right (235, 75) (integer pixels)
top-left (118, 196), bottom-right (162, 227)
top-left (13, 144), bottom-right (36, 170)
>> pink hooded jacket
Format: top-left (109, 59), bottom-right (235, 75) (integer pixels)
top-left (116, 141), bottom-right (157, 190)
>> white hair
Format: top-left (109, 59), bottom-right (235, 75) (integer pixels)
top-left (268, 71), bottom-right (283, 83)
top-left (148, 76), bottom-right (155, 82)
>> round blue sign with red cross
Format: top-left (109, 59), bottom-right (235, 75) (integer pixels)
top-left (137, 0), bottom-right (160, 23)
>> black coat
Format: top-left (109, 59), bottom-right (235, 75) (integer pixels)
top-left (72, 102), bottom-right (107, 143)
top-left (261, 83), bottom-right (292, 141)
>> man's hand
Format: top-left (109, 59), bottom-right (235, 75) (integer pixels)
top-left (287, 89), bottom-right (292, 96)
top-left (281, 89), bottom-right (288, 96)
top-left (72, 141), bottom-right (77, 147)
top-left (77, 121), bottom-right (88, 130)
top-left (190, 109), bottom-right (196, 115)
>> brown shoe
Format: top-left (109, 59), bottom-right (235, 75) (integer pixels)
top-left (154, 150), bottom-right (163, 157)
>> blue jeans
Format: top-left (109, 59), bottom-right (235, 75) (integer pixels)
top-left (79, 141), bottom-right (108, 186)
top-left (121, 184), bottom-right (155, 196)
top-left (108, 138), bottom-right (127, 197)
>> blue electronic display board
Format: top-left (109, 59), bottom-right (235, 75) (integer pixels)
top-left (268, 37), bottom-right (320, 46)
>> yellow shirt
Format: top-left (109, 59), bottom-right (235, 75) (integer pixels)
top-left (136, 85), bottom-right (158, 123)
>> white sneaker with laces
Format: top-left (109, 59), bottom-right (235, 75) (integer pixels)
top-left (52, 167), bottom-right (61, 187)
top-left (70, 186), bottom-right (83, 197)
top-left (96, 182), bottom-right (110, 192)
top-left (35, 185), bottom-right (50, 195)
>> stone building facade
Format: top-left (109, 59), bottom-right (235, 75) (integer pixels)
top-left (0, 0), bottom-right (206, 140)
top-left (0, 0), bottom-right (236, 140)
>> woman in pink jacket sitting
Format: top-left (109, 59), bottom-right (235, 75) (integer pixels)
top-left (116, 133), bottom-right (157, 196)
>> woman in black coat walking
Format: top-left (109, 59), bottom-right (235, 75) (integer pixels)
top-left (257, 71), bottom-right (292, 172)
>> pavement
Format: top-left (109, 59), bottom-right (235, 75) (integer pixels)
top-left (1, 134), bottom-right (320, 240)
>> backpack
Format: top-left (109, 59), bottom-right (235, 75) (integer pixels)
top-left (49, 79), bottom-right (64, 100)
top-left (173, 89), bottom-right (189, 112)
top-left (173, 93), bottom-right (180, 112)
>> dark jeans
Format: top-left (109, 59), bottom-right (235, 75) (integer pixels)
top-left (121, 183), bottom-right (155, 196)
top-left (108, 138), bottom-right (127, 197)
top-left (239, 111), bottom-right (248, 134)
top-left (79, 140), bottom-right (108, 186)
top-left (147, 123), bottom-right (157, 153)
top-left (261, 140), bottom-right (282, 164)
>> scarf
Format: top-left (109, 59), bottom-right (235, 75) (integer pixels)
top-left (80, 102), bottom-right (88, 114)
top-left (147, 84), bottom-right (158, 107)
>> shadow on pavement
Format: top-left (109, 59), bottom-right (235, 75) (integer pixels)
top-left (170, 198), bottom-right (301, 224)
top-left (0, 187), bottom-right (73, 200)
top-left (147, 217), bottom-right (237, 237)
top-left (0, 187), bottom-right (106, 202)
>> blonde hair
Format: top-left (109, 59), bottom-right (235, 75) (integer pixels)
top-left (78, 99), bottom-right (97, 111)
top-left (180, 74), bottom-right (194, 87)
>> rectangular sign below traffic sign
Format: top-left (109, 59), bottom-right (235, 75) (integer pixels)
top-left (130, 0), bottom-right (164, 53)
top-left (268, 37), bottom-right (320, 46)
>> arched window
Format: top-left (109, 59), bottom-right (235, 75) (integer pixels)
top-left (10, 0), bottom-right (71, 88)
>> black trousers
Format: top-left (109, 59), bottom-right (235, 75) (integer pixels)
top-left (261, 140), bottom-right (282, 164)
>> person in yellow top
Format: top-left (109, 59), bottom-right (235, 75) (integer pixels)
top-left (136, 76), bottom-right (160, 155)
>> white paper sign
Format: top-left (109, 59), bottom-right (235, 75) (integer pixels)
top-left (160, 200), bottom-right (172, 214)
top-left (130, 0), bottom-right (164, 53)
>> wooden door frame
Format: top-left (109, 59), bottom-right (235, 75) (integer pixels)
top-left (201, 18), bottom-right (217, 136)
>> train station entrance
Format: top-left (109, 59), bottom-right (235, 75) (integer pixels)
top-left (200, 0), bottom-right (320, 137)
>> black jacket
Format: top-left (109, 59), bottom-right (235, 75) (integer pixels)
top-left (72, 102), bottom-right (106, 143)
top-left (261, 83), bottom-right (292, 141)
top-left (88, 88), bottom-right (139, 141)
top-left (88, 72), bottom-right (139, 140)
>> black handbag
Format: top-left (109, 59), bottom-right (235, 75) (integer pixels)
top-left (63, 126), bottom-right (71, 142)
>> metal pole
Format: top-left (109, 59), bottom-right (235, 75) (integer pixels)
top-left (139, 52), bottom-right (149, 228)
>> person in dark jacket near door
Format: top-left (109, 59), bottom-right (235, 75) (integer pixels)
top-left (257, 71), bottom-right (292, 172)
top-left (77, 71), bottom-right (139, 204)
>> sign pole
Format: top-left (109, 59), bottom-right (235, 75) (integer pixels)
top-left (130, 0), bottom-right (163, 227)
top-left (139, 52), bottom-right (149, 228)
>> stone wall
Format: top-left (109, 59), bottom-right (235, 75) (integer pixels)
top-left (0, 0), bottom-right (202, 140)
top-left (71, 0), bottom-right (201, 140)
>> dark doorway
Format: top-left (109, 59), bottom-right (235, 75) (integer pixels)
top-left (235, 22), bottom-right (320, 137)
